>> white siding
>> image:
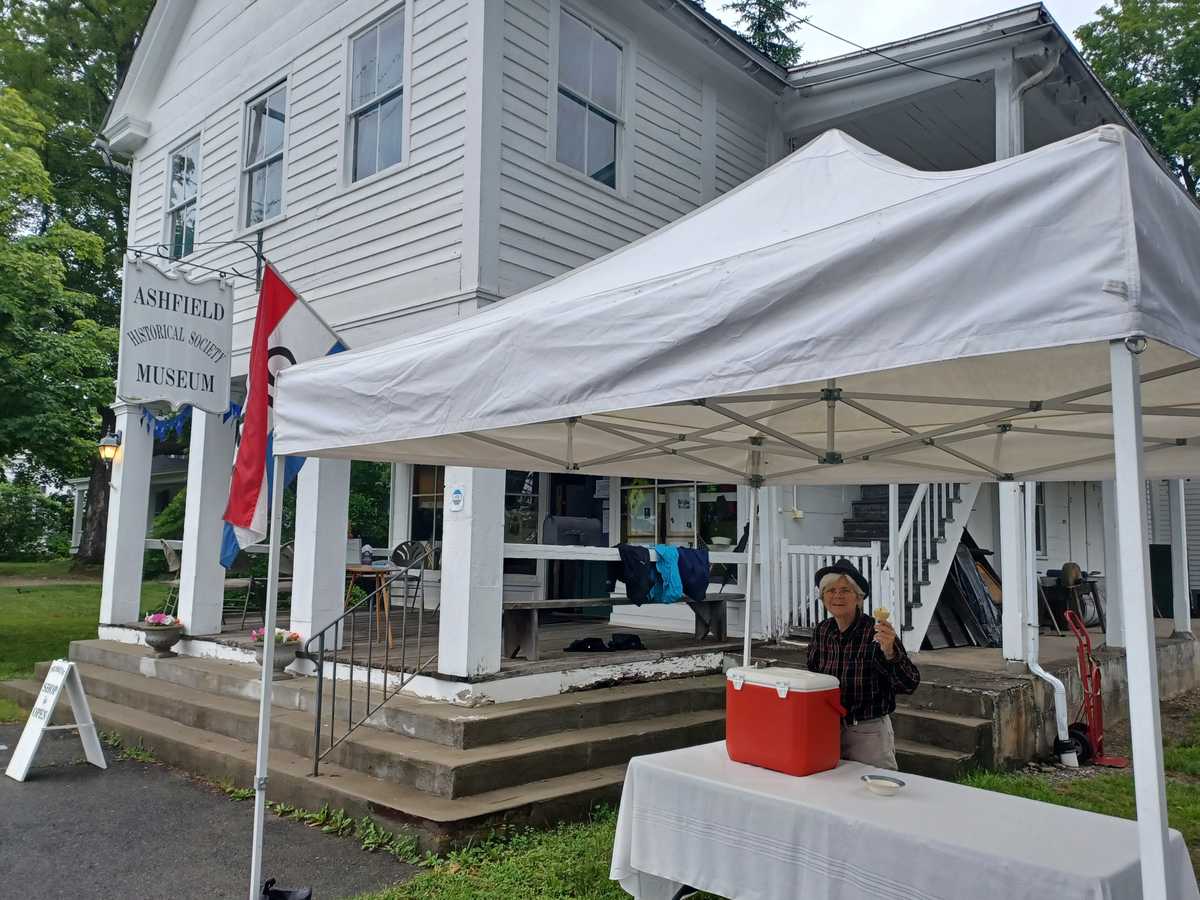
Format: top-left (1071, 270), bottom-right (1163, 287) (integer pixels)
top-left (495, 0), bottom-right (777, 296)
top-left (1039, 481), bottom-right (1106, 575)
top-left (126, 0), bottom-right (470, 369)
top-left (1186, 479), bottom-right (1200, 590)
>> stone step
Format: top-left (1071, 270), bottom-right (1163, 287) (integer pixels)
top-left (894, 738), bottom-right (975, 780)
top-left (891, 706), bottom-right (991, 758)
top-left (900, 678), bottom-right (998, 720)
top-left (35, 659), bottom-right (725, 799)
top-left (67, 640), bottom-right (726, 750)
top-left (0, 679), bottom-right (622, 854)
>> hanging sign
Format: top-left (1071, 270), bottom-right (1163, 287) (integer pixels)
top-left (116, 255), bottom-right (234, 414)
top-left (5, 660), bottom-right (107, 782)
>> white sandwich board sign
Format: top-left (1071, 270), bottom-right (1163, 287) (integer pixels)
top-left (5, 659), bottom-right (106, 782)
top-left (116, 255), bottom-right (234, 414)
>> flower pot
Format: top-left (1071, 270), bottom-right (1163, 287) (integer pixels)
top-left (256, 643), bottom-right (298, 675)
top-left (143, 624), bottom-right (184, 658)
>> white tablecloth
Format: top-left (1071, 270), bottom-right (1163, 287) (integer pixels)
top-left (610, 742), bottom-right (1199, 900)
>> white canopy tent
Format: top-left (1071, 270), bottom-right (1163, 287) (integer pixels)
top-left (256, 126), bottom-right (1200, 898)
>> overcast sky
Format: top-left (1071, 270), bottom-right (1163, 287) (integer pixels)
top-left (711, 1), bottom-right (1105, 63)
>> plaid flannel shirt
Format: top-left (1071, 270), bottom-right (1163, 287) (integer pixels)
top-left (806, 612), bottom-right (921, 723)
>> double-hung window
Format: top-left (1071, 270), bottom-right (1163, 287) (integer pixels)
top-left (556, 9), bottom-right (622, 188)
top-left (166, 138), bottom-right (200, 258)
top-left (350, 9), bottom-right (406, 181)
top-left (243, 83), bottom-right (287, 227)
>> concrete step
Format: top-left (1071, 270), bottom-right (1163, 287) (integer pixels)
top-left (901, 678), bottom-right (998, 720)
top-left (35, 659), bottom-right (725, 799)
top-left (68, 640), bottom-right (726, 749)
top-left (0, 679), bottom-right (622, 853)
top-left (891, 706), bottom-right (991, 758)
top-left (895, 738), bottom-right (975, 780)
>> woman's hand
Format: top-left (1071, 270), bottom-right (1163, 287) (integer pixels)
top-left (874, 619), bottom-right (899, 659)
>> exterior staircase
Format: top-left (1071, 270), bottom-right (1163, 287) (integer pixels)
top-left (1, 640), bottom-right (725, 851)
top-left (832, 482), bottom-right (981, 652)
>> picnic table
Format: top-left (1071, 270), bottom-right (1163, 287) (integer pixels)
top-left (611, 741), bottom-right (1200, 900)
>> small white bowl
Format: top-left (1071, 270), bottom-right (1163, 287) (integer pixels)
top-left (861, 774), bottom-right (905, 797)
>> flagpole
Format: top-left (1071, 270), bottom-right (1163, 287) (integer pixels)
top-left (249, 454), bottom-right (287, 900)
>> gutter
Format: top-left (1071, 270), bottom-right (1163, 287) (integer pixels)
top-left (1025, 482), bottom-right (1079, 767)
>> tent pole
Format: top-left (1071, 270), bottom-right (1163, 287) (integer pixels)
top-left (249, 454), bottom-right (287, 900)
top-left (742, 486), bottom-right (759, 667)
top-left (1109, 339), bottom-right (1171, 899)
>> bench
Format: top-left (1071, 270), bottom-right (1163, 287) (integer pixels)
top-left (501, 593), bottom-right (743, 662)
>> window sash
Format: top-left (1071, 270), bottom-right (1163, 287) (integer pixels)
top-left (168, 201), bottom-right (196, 259)
top-left (167, 140), bottom-right (200, 214)
top-left (351, 85), bottom-right (404, 181)
top-left (242, 84), bottom-right (287, 226)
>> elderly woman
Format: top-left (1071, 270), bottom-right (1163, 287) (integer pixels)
top-left (806, 558), bottom-right (920, 770)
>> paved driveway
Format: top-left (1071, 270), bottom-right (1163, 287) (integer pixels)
top-left (0, 724), bottom-right (415, 899)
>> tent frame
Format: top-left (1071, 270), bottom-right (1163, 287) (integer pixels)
top-left (247, 336), bottom-right (1183, 899)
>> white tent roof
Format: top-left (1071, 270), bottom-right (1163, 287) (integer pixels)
top-left (274, 126), bottom-right (1200, 485)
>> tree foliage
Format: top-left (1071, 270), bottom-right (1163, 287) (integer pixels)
top-left (0, 479), bottom-right (71, 560)
top-left (0, 87), bottom-right (114, 480)
top-left (1077, 0), bottom-right (1200, 197)
top-left (721, 0), bottom-right (807, 67)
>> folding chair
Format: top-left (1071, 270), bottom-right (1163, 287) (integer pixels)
top-left (160, 539), bottom-right (183, 615)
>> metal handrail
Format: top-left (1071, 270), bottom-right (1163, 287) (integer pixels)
top-left (302, 544), bottom-right (437, 776)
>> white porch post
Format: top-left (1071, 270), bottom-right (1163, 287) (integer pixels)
top-left (999, 482), bottom-right (1027, 667)
top-left (1101, 479), bottom-right (1126, 647)
top-left (177, 410), bottom-right (236, 635)
top-left (888, 484), bottom-right (900, 623)
top-left (994, 53), bottom-right (1023, 161)
top-left (438, 467), bottom-right (504, 677)
top-left (1109, 339), bottom-right (1170, 897)
top-left (756, 485), bottom-right (782, 638)
top-left (290, 458), bottom-right (351, 643)
top-left (387, 463), bottom-right (413, 551)
top-left (1170, 478), bottom-right (1192, 637)
top-left (100, 402), bottom-right (153, 625)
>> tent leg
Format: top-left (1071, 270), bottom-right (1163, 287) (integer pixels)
top-left (1110, 339), bottom-right (1171, 899)
top-left (742, 487), bottom-right (759, 667)
top-left (249, 455), bottom-right (287, 900)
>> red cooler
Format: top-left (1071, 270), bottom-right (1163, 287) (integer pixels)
top-left (726, 666), bottom-right (845, 776)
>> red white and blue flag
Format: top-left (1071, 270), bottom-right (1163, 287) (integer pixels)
top-left (221, 265), bottom-right (344, 567)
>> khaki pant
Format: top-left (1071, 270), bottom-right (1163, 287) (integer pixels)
top-left (841, 715), bottom-right (897, 770)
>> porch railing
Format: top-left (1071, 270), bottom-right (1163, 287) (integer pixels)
top-left (780, 541), bottom-right (883, 634)
top-left (880, 483), bottom-right (960, 631)
top-left (303, 547), bottom-right (435, 776)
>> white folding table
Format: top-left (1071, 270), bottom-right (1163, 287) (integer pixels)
top-left (611, 742), bottom-right (1199, 900)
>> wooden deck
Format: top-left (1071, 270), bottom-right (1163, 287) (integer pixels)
top-left (211, 608), bottom-right (740, 680)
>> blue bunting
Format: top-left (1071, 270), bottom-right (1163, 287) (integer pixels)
top-left (139, 401), bottom-right (241, 442)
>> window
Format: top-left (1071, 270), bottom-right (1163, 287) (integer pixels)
top-left (166, 138), bottom-right (200, 258)
top-left (1034, 483), bottom-right (1047, 557)
top-left (619, 480), bottom-right (738, 549)
top-left (409, 466), bottom-right (542, 574)
top-left (504, 471), bottom-right (540, 576)
top-left (556, 9), bottom-right (621, 188)
top-left (243, 83), bottom-right (287, 227)
top-left (350, 9), bottom-right (405, 181)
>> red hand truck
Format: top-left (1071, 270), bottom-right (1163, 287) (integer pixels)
top-left (1064, 609), bottom-right (1128, 767)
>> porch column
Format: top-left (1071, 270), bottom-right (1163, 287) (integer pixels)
top-left (998, 482), bottom-right (1027, 667)
top-left (994, 53), bottom-right (1023, 161)
top-left (756, 485), bottom-right (783, 639)
top-left (1169, 478), bottom-right (1192, 637)
top-left (290, 458), bottom-right (351, 643)
top-left (437, 467), bottom-right (504, 677)
top-left (1109, 339), bottom-right (1170, 897)
top-left (1101, 480), bottom-right (1126, 647)
top-left (100, 402), bottom-right (154, 625)
top-left (888, 484), bottom-right (900, 623)
top-left (177, 410), bottom-right (237, 635)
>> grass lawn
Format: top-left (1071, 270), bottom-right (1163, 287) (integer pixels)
top-left (0, 560), bottom-right (101, 579)
top-left (0, 565), bottom-right (167, 683)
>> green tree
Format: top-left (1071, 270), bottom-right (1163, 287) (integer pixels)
top-left (0, 0), bottom-right (156, 563)
top-left (1077, 0), bottom-right (1200, 197)
top-left (0, 86), bottom-right (113, 482)
top-left (722, 0), bottom-right (807, 67)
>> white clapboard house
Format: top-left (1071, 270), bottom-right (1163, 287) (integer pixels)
top-left (95, 0), bottom-right (1192, 687)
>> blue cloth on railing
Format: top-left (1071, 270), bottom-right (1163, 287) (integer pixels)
top-left (650, 544), bottom-right (684, 604)
top-left (677, 547), bottom-right (710, 601)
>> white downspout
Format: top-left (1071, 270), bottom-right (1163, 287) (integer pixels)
top-left (1024, 480), bottom-right (1078, 767)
